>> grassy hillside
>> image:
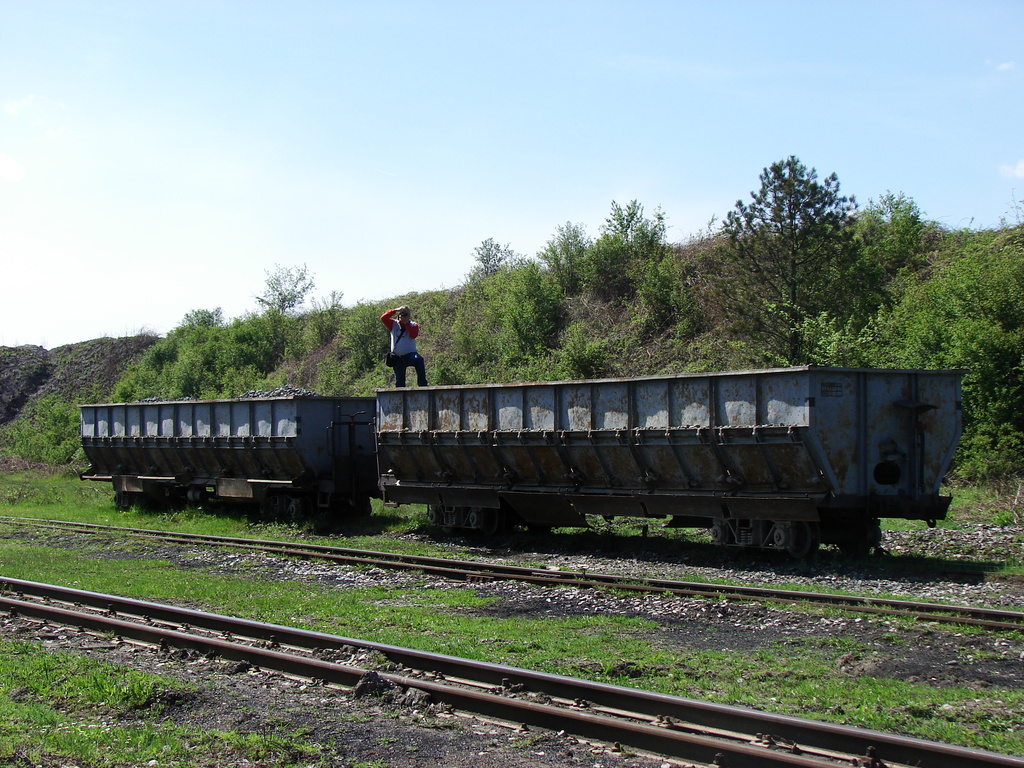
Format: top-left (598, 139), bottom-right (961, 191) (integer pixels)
top-left (2, 164), bottom-right (1023, 489)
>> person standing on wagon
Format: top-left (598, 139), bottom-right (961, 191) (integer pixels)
top-left (381, 305), bottom-right (428, 387)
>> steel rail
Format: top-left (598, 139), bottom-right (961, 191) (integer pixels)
top-left (3, 516), bottom-right (1022, 631)
top-left (2, 577), bottom-right (1022, 768)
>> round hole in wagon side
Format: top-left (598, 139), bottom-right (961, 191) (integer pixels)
top-left (873, 460), bottom-right (901, 486)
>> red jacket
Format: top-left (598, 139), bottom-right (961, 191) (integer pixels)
top-left (380, 309), bottom-right (420, 338)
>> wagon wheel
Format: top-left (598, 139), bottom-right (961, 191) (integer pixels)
top-left (839, 519), bottom-right (882, 557)
top-left (347, 495), bottom-right (373, 517)
top-left (261, 493), bottom-right (288, 519)
top-left (785, 521), bottom-right (820, 558)
top-left (186, 486), bottom-right (208, 506)
top-left (773, 521), bottom-right (820, 558)
top-left (284, 495), bottom-right (310, 521)
top-left (427, 504), bottom-right (456, 535)
top-left (475, 508), bottom-right (507, 536)
top-left (114, 490), bottom-right (142, 510)
top-left (710, 519), bottom-right (730, 546)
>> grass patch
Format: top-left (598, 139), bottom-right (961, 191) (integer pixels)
top-left (2, 535), bottom-right (1023, 755)
top-left (0, 640), bottom-right (329, 767)
top-left (0, 468), bottom-right (109, 509)
top-left (947, 479), bottom-right (1024, 527)
top-left (650, 643), bottom-right (1024, 755)
top-left (3, 469), bottom-right (1024, 757)
top-left (0, 536), bottom-right (669, 676)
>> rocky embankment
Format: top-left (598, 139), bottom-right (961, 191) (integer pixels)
top-left (0, 335), bottom-right (157, 426)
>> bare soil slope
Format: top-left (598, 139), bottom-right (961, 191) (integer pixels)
top-left (0, 335), bottom-right (158, 426)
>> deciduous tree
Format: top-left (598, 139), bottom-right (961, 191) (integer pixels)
top-left (256, 263), bottom-right (315, 314)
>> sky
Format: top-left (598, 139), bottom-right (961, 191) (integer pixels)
top-left (1, 0), bottom-right (1022, 349)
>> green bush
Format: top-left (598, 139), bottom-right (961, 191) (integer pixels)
top-left (0, 395), bottom-right (84, 466)
top-left (872, 226), bottom-right (1024, 480)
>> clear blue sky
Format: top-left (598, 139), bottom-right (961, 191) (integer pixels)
top-left (2, 0), bottom-right (1021, 348)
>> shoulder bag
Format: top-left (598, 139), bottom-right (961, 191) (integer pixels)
top-left (385, 324), bottom-right (407, 367)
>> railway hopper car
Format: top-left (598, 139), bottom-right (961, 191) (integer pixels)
top-left (376, 366), bottom-right (963, 556)
top-left (80, 395), bottom-right (379, 518)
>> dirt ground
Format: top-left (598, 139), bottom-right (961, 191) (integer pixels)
top-left (3, 524), bottom-right (1023, 767)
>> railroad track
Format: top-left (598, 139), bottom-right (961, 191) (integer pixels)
top-left (3, 515), bottom-right (1022, 632)
top-left (2, 576), bottom-right (1022, 768)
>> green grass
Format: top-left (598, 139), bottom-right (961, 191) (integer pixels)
top-left (2, 470), bottom-right (1024, 759)
top-left (0, 468), bottom-right (108, 509)
top-left (2, 532), bottom-right (1023, 756)
top-left (0, 469), bottom-right (459, 556)
top-left (0, 640), bottom-right (330, 767)
top-left (0, 536), bottom-right (656, 668)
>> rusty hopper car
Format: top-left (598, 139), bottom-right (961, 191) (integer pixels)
top-left (80, 396), bottom-right (378, 518)
top-left (376, 367), bottom-right (963, 556)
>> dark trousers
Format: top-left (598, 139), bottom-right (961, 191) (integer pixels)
top-left (392, 352), bottom-right (428, 387)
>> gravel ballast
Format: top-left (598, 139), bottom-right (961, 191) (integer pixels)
top-left (3, 520), bottom-right (1023, 767)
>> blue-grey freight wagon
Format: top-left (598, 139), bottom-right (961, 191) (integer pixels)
top-left (376, 366), bottom-right (963, 556)
top-left (80, 395), bottom-right (378, 518)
